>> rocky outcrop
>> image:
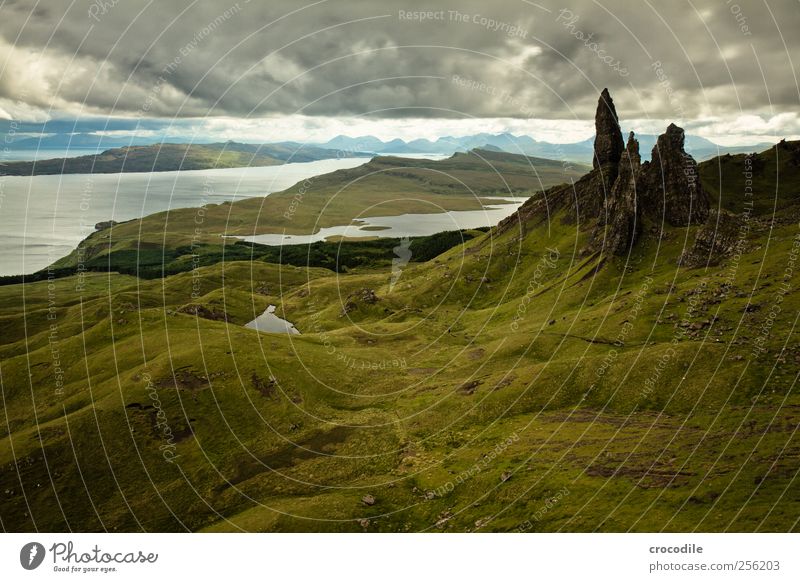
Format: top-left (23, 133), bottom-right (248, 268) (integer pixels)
top-left (640, 124), bottom-right (710, 226)
top-left (176, 303), bottom-right (228, 321)
top-left (497, 90), bottom-right (623, 232)
top-left (678, 210), bottom-right (743, 267)
top-left (95, 220), bottom-right (118, 231)
top-left (599, 132), bottom-right (641, 254)
top-left (497, 89), bottom-right (712, 257)
top-left (775, 138), bottom-right (800, 166)
top-left (340, 288), bottom-right (380, 316)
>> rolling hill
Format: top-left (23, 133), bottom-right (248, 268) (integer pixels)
top-left (37, 149), bottom-right (589, 277)
top-left (0, 91), bottom-right (798, 533)
top-left (0, 141), bottom-right (371, 176)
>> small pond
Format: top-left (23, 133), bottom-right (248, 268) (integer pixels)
top-left (245, 305), bottom-right (300, 335)
top-left (232, 197), bottom-right (526, 246)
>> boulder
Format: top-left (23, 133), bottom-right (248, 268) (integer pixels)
top-left (340, 288), bottom-right (380, 316)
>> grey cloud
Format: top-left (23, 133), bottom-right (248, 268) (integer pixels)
top-left (0, 0), bottom-right (798, 122)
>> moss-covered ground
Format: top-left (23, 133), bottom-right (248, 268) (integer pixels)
top-left (0, 146), bottom-right (797, 532)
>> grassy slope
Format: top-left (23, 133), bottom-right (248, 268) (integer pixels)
top-left (0, 145), bottom-right (797, 532)
top-left (699, 140), bottom-right (800, 216)
top-left (50, 150), bottom-right (588, 270)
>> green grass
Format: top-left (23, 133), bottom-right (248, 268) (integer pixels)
top-left (699, 140), bottom-right (800, 215)
top-left (0, 145), bottom-right (798, 532)
top-left (47, 150), bottom-right (588, 271)
top-left (0, 230), bottom-right (489, 285)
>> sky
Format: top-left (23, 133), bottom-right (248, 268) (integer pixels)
top-left (1, 0), bottom-right (799, 146)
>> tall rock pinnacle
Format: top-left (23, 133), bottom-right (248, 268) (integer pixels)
top-left (602, 132), bottom-right (642, 254)
top-left (593, 88), bottom-right (625, 171)
top-left (499, 89), bottom-right (713, 258)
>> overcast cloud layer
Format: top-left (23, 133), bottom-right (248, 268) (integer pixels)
top-left (1, 0), bottom-right (799, 144)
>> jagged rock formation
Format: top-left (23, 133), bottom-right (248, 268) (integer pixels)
top-left (640, 123), bottom-right (710, 226)
top-left (497, 90), bottom-right (624, 232)
top-left (600, 132), bottom-right (641, 255)
top-left (498, 88), bottom-right (711, 257)
top-left (593, 88), bottom-right (625, 192)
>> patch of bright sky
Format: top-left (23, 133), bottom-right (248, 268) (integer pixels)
top-left (3, 106), bottom-right (797, 147)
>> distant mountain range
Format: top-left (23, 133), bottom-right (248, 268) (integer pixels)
top-left (6, 133), bottom-right (165, 150)
top-left (317, 132), bottom-right (771, 162)
top-left (5, 130), bottom-right (770, 164)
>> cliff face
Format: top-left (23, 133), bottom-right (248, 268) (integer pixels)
top-left (601, 132), bottom-right (641, 255)
top-left (597, 110), bottom-right (711, 254)
top-left (593, 88), bottom-right (625, 194)
top-left (499, 88), bottom-right (712, 257)
top-left (640, 123), bottom-right (710, 226)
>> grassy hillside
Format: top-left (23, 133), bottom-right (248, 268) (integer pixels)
top-left (0, 230), bottom-right (488, 283)
top-left (699, 139), bottom-right (800, 216)
top-left (0, 143), bottom-right (797, 532)
top-left (0, 141), bottom-right (369, 176)
top-left (45, 150), bottom-right (588, 274)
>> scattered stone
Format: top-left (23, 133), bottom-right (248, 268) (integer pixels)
top-left (458, 379), bottom-right (481, 395)
top-left (493, 375), bottom-right (515, 391)
top-left (176, 303), bottom-right (227, 322)
top-left (251, 372), bottom-right (278, 399)
top-left (435, 510), bottom-right (453, 529)
top-left (679, 210), bottom-right (743, 267)
top-left (341, 288), bottom-right (380, 316)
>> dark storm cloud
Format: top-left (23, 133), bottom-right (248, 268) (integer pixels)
top-left (0, 0), bottom-right (798, 121)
